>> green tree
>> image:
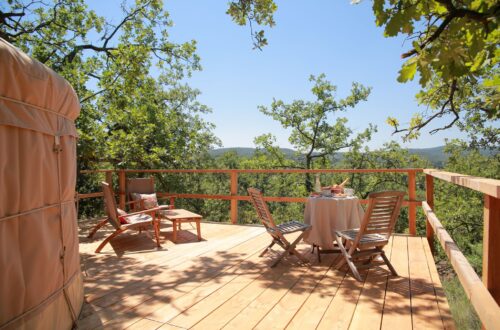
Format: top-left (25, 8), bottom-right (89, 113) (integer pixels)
top-left (1, 0), bottom-right (221, 217)
top-left (434, 139), bottom-right (500, 273)
top-left (341, 141), bottom-right (431, 232)
top-left (370, 0), bottom-right (499, 147)
top-left (0, 0), bottom-right (219, 173)
top-left (227, 0), bottom-right (499, 148)
top-left (255, 74), bottom-right (375, 191)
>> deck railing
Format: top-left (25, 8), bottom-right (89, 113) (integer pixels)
top-left (423, 170), bottom-right (500, 329)
top-left (78, 168), bottom-right (422, 233)
top-left (77, 167), bottom-right (500, 328)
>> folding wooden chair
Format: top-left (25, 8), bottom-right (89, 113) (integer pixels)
top-left (247, 188), bottom-right (312, 267)
top-left (335, 191), bottom-right (405, 281)
top-left (95, 182), bottom-right (161, 253)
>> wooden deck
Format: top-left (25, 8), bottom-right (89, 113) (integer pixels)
top-left (77, 221), bottom-right (454, 329)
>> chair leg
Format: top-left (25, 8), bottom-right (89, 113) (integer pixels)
top-left (260, 240), bottom-right (276, 257)
top-left (335, 236), bottom-right (362, 281)
top-left (288, 231), bottom-right (309, 263)
top-left (312, 244), bottom-right (321, 263)
top-left (379, 249), bottom-right (398, 276)
top-left (95, 228), bottom-right (126, 253)
top-left (87, 218), bottom-right (109, 238)
top-left (271, 232), bottom-right (309, 268)
top-left (153, 221), bottom-right (161, 248)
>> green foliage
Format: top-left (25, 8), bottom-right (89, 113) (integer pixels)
top-left (226, 0), bottom-right (277, 49)
top-left (441, 276), bottom-right (481, 330)
top-left (366, 0), bottom-right (499, 146)
top-left (256, 74), bottom-right (376, 190)
top-left (225, 0), bottom-right (500, 148)
top-left (1, 0), bottom-right (219, 173)
top-left (433, 139), bottom-right (500, 274)
top-left (1, 0), bottom-right (220, 218)
top-left (340, 141), bottom-right (431, 233)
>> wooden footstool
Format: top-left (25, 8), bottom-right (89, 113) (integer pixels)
top-left (160, 209), bottom-right (202, 243)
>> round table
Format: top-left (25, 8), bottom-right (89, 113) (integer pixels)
top-left (303, 196), bottom-right (364, 249)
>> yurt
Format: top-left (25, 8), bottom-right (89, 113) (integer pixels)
top-left (0, 38), bottom-right (83, 329)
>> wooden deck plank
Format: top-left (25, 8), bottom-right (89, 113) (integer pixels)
top-left (253, 254), bottom-right (337, 330)
top-left (76, 224), bottom-right (453, 330)
top-left (286, 259), bottom-right (346, 330)
top-left (84, 225), bottom-right (265, 302)
top-left (221, 254), bottom-right (314, 330)
top-left (80, 220), bottom-right (232, 271)
top-left (81, 223), bottom-right (246, 298)
top-left (408, 236), bottom-right (444, 329)
top-left (78, 228), bottom-right (269, 329)
top-left (348, 237), bottom-right (394, 330)
top-left (168, 255), bottom-right (288, 328)
top-left (380, 235), bottom-right (412, 330)
top-left (82, 224), bottom-right (254, 294)
top-left (139, 233), bottom-right (274, 323)
top-left (189, 256), bottom-right (291, 329)
top-left (101, 233), bottom-right (271, 328)
top-left (125, 318), bottom-right (163, 330)
top-left (421, 237), bottom-right (455, 329)
top-left (316, 269), bottom-right (365, 330)
top-left (147, 249), bottom-right (265, 324)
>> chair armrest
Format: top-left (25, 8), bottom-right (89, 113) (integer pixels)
top-left (157, 195), bottom-right (177, 209)
top-left (120, 206), bottom-right (163, 219)
top-left (157, 194), bottom-right (178, 201)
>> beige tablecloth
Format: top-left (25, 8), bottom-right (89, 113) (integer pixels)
top-left (304, 196), bottom-right (364, 249)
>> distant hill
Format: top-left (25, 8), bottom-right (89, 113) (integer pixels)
top-left (209, 146), bottom-right (449, 167)
top-left (408, 146), bottom-right (447, 167)
top-left (209, 147), bottom-right (297, 158)
top-left (208, 146), bottom-right (493, 168)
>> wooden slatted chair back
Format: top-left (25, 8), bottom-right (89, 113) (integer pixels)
top-left (358, 191), bottom-right (405, 241)
top-left (247, 188), bottom-right (278, 232)
top-left (102, 182), bottom-right (122, 230)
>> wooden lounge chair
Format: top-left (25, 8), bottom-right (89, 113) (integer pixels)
top-left (247, 188), bottom-right (312, 267)
top-left (95, 182), bottom-right (161, 253)
top-left (127, 176), bottom-right (176, 211)
top-left (335, 191), bottom-right (405, 281)
top-left (87, 176), bottom-right (175, 238)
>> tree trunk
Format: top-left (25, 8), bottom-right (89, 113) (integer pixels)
top-left (305, 156), bottom-right (312, 192)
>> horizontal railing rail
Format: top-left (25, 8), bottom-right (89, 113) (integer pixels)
top-left (78, 168), bottom-right (423, 234)
top-left (424, 169), bottom-right (500, 329)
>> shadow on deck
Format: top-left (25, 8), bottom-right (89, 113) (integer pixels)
top-left (77, 220), bottom-right (453, 329)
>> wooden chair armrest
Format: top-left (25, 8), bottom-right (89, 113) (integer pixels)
top-left (157, 195), bottom-right (176, 209)
top-left (121, 206), bottom-right (163, 218)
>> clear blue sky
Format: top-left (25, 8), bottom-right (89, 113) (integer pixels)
top-left (92, 0), bottom-right (467, 150)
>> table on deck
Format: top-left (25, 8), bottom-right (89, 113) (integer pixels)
top-left (159, 208), bottom-right (202, 243)
top-left (303, 196), bottom-right (364, 249)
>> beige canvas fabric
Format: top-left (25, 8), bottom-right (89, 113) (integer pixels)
top-left (0, 38), bottom-right (83, 329)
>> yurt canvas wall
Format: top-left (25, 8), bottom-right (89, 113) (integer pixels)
top-left (0, 38), bottom-right (83, 329)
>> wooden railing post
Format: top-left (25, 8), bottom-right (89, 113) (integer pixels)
top-left (118, 170), bottom-right (126, 210)
top-left (408, 171), bottom-right (417, 235)
top-left (230, 170), bottom-right (238, 224)
top-left (483, 194), bottom-right (500, 306)
top-left (426, 174), bottom-right (435, 254)
top-left (105, 171), bottom-right (113, 186)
